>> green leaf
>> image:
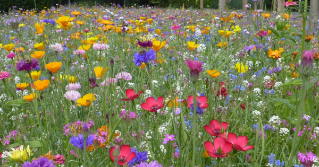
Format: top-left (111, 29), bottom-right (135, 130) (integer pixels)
top-left (292, 79), bottom-right (302, 86)
top-left (27, 141), bottom-right (42, 148)
top-left (9, 143), bottom-right (21, 149)
top-left (268, 97), bottom-right (296, 111)
top-left (268, 28), bottom-right (280, 38)
top-left (3, 99), bottom-right (29, 107)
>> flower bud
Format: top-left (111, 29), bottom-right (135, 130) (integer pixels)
top-left (113, 145), bottom-right (121, 157)
top-left (110, 58), bottom-right (114, 68)
top-left (300, 51), bottom-right (314, 77)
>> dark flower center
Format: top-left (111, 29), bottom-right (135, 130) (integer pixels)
top-left (151, 105), bottom-right (159, 110)
top-left (118, 156), bottom-right (127, 163)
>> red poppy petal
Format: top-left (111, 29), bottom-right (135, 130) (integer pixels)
top-left (137, 90), bottom-right (143, 96)
top-left (197, 96), bottom-right (208, 104)
top-left (220, 122), bottom-right (229, 131)
top-left (209, 119), bottom-right (220, 130)
top-left (126, 152), bottom-right (136, 163)
top-left (156, 96), bottom-right (164, 106)
top-left (226, 133), bottom-right (237, 145)
top-left (213, 137), bottom-right (226, 149)
top-left (126, 89), bottom-right (135, 98)
top-left (204, 125), bottom-right (213, 136)
top-left (145, 97), bottom-right (156, 105)
top-left (119, 145), bottom-right (131, 157)
top-left (237, 145), bottom-right (254, 151)
top-left (236, 136), bottom-right (249, 146)
top-left (187, 95), bottom-right (194, 104)
top-left (200, 103), bottom-right (209, 109)
top-left (121, 98), bottom-right (131, 101)
top-left (222, 141), bottom-right (233, 153)
top-left (204, 141), bottom-right (216, 153)
top-left (207, 151), bottom-right (219, 158)
top-left (141, 103), bottom-right (151, 111)
top-left (109, 147), bottom-right (115, 162)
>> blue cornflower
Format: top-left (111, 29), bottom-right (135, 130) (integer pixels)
top-left (263, 124), bottom-right (275, 131)
top-left (268, 153), bottom-right (275, 164)
top-left (128, 148), bottom-right (148, 167)
top-left (239, 73), bottom-right (245, 77)
top-left (133, 49), bottom-right (156, 66)
top-left (70, 134), bottom-right (94, 149)
top-left (253, 124), bottom-right (258, 129)
top-left (275, 160), bottom-right (281, 166)
top-left (262, 67), bottom-right (267, 72)
top-left (270, 89), bottom-right (275, 94)
top-left (190, 103), bottom-right (203, 115)
top-left (232, 75), bottom-right (238, 80)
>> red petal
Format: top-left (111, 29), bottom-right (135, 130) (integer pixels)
top-left (207, 151), bottom-right (219, 158)
top-left (200, 103), bottom-right (209, 109)
top-left (126, 152), bottom-right (136, 163)
top-left (236, 145), bottom-right (254, 151)
top-left (204, 125), bottom-right (214, 136)
top-left (220, 122), bottom-right (229, 131)
top-left (119, 145), bottom-right (131, 157)
top-left (236, 136), bottom-right (248, 146)
top-left (109, 147), bottom-right (115, 162)
top-left (209, 119), bottom-right (220, 130)
top-left (156, 97), bottom-right (164, 106)
top-left (137, 90), bottom-right (143, 96)
top-left (145, 97), bottom-right (156, 105)
top-left (197, 96), bottom-right (208, 104)
top-left (141, 103), bottom-right (151, 111)
top-left (187, 95), bottom-right (194, 107)
top-left (213, 137), bottom-right (225, 150)
top-left (121, 98), bottom-right (131, 101)
top-left (204, 141), bottom-right (216, 153)
top-left (126, 89), bottom-right (135, 98)
top-left (226, 133), bottom-right (237, 145)
top-left (222, 140), bottom-right (233, 153)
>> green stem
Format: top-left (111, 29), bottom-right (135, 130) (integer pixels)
top-left (287, 76), bottom-right (307, 166)
top-left (3, 79), bottom-right (13, 100)
top-left (191, 82), bottom-right (197, 166)
top-left (301, 0), bottom-right (307, 53)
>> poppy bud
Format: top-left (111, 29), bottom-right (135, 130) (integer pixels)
top-left (110, 58), bottom-right (114, 68)
top-left (300, 51), bottom-right (314, 77)
top-left (113, 145), bottom-right (121, 157)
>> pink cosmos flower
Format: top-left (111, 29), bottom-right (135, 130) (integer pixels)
top-left (54, 154), bottom-right (65, 165)
top-left (0, 71), bottom-right (10, 80)
top-left (163, 134), bottom-right (175, 144)
top-left (73, 49), bottom-right (85, 55)
top-left (171, 25), bottom-right (180, 31)
top-left (7, 53), bottom-right (15, 59)
top-left (93, 43), bottom-right (109, 50)
top-left (65, 82), bottom-right (81, 90)
top-left (115, 72), bottom-right (132, 81)
top-left (50, 43), bottom-right (63, 52)
top-left (285, 1), bottom-right (297, 7)
top-left (64, 90), bottom-right (81, 101)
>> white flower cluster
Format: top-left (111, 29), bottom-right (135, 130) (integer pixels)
top-left (269, 115), bottom-right (281, 128)
top-left (252, 110), bottom-right (261, 120)
top-left (279, 128), bottom-right (289, 136)
top-left (274, 82), bottom-right (282, 88)
top-left (197, 44), bottom-right (206, 52)
top-left (314, 127), bottom-right (319, 134)
top-left (253, 88), bottom-right (261, 95)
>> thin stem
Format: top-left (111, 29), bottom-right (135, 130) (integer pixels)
top-left (191, 82), bottom-right (197, 166)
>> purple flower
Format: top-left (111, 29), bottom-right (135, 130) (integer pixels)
top-left (298, 152), bottom-right (318, 167)
top-left (138, 41), bottom-right (153, 48)
top-left (22, 157), bottom-right (55, 167)
top-left (70, 134), bottom-right (94, 149)
top-left (300, 50), bottom-right (314, 76)
top-left (133, 161), bottom-right (163, 167)
top-left (128, 148), bottom-right (148, 167)
top-left (133, 49), bottom-right (157, 66)
top-left (273, 67), bottom-right (282, 73)
top-left (163, 134), bottom-right (175, 144)
top-left (16, 59), bottom-right (39, 72)
top-left (185, 58), bottom-right (202, 82)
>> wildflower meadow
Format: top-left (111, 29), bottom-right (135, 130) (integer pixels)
top-left (0, 0), bottom-right (319, 166)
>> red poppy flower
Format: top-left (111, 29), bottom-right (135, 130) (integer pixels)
top-left (110, 145), bottom-right (136, 166)
top-left (216, 87), bottom-right (228, 97)
top-left (204, 119), bottom-right (229, 136)
top-left (226, 133), bottom-right (254, 151)
top-left (204, 137), bottom-right (233, 158)
top-left (186, 95), bottom-right (208, 109)
top-left (141, 97), bottom-right (164, 112)
top-left (240, 103), bottom-right (246, 110)
top-left (121, 89), bottom-right (143, 101)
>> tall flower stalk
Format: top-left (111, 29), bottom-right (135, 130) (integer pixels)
top-left (185, 58), bottom-right (202, 166)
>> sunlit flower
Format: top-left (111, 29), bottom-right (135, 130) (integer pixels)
top-left (267, 48), bottom-right (283, 59)
top-left (187, 42), bottom-right (199, 51)
top-left (31, 51), bottom-right (45, 59)
top-left (29, 71), bottom-right (41, 80)
top-left (34, 42), bottom-right (46, 50)
top-left (77, 93), bottom-right (96, 106)
top-left (35, 22), bottom-right (44, 34)
top-left (45, 62), bottom-right (62, 73)
top-left (16, 83), bottom-right (29, 90)
top-left (5, 145), bottom-right (32, 162)
top-left (34, 79), bottom-right (50, 91)
top-left (218, 30), bottom-right (233, 38)
top-left (94, 66), bottom-right (108, 79)
top-left (55, 16), bottom-right (74, 30)
top-left (3, 44), bottom-right (15, 52)
top-left (234, 63), bottom-right (248, 73)
top-left (207, 70), bottom-right (220, 78)
top-left (152, 40), bottom-right (166, 52)
top-left (23, 93), bottom-right (37, 102)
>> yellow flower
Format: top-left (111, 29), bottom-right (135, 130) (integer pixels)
top-left (31, 51), bottom-right (45, 59)
top-left (76, 21), bottom-right (85, 25)
top-left (23, 93), bottom-right (37, 102)
top-left (77, 93), bottom-right (96, 106)
top-left (139, 62), bottom-right (146, 69)
top-left (187, 42), bottom-right (199, 51)
top-left (29, 71), bottom-right (41, 80)
top-left (233, 25), bottom-right (241, 33)
top-left (234, 63), bottom-right (248, 73)
top-left (34, 42), bottom-right (46, 50)
top-left (19, 23), bottom-right (25, 27)
top-left (207, 70), bottom-right (220, 78)
top-left (155, 29), bottom-right (161, 35)
top-left (216, 41), bottom-right (227, 48)
top-left (267, 48), bottom-right (283, 59)
top-left (45, 62), bottom-right (62, 73)
top-left (146, 19), bottom-right (153, 24)
top-left (220, 15), bottom-right (232, 22)
top-left (16, 83), bottom-right (29, 90)
top-left (78, 45), bottom-right (91, 51)
top-left (34, 79), bottom-right (50, 91)
top-left (55, 16), bottom-right (74, 30)
top-left (152, 40), bottom-right (166, 52)
top-left (60, 74), bottom-right (76, 83)
top-left (156, 53), bottom-right (164, 64)
top-left (3, 44), bottom-right (15, 52)
top-left (218, 30), bottom-right (233, 38)
top-left (71, 11), bottom-right (81, 16)
top-left (94, 66), bottom-right (108, 79)
top-left (166, 97), bottom-right (179, 108)
top-left (35, 23), bottom-right (44, 34)
top-left (6, 145), bottom-right (32, 162)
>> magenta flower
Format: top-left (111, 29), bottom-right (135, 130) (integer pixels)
top-left (171, 25), bottom-right (180, 31)
top-left (284, 1), bottom-right (297, 7)
top-left (298, 151), bottom-right (318, 167)
top-left (185, 58), bottom-right (202, 82)
top-left (54, 154), bottom-right (65, 165)
top-left (163, 134), bottom-right (175, 144)
top-left (6, 52), bottom-right (15, 59)
top-left (0, 71), bottom-right (10, 80)
top-left (300, 50), bottom-right (314, 76)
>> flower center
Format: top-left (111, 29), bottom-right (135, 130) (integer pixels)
top-left (118, 156), bottom-right (127, 163)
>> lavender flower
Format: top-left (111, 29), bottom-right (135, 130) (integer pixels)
top-left (22, 157), bottom-right (55, 167)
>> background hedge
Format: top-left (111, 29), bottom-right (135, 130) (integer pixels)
top-left (0, 0), bottom-right (274, 12)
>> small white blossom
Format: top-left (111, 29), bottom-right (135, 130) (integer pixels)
top-left (279, 128), bottom-right (289, 136)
